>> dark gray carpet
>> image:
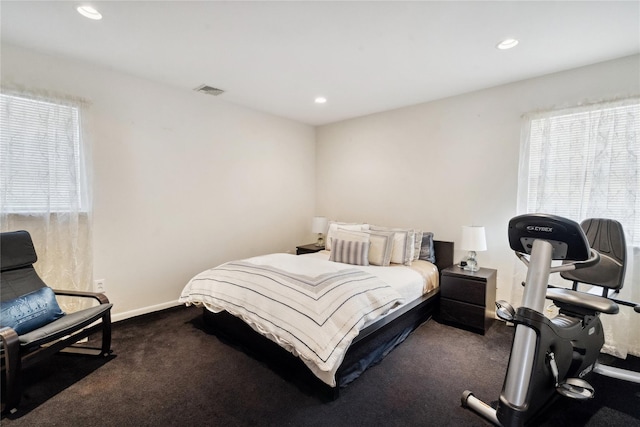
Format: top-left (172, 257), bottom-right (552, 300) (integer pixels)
top-left (2, 305), bottom-right (639, 426)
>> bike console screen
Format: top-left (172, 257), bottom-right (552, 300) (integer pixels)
top-left (508, 214), bottom-right (591, 261)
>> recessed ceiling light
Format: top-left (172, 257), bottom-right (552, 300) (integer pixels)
top-left (315, 97), bottom-right (327, 104)
top-left (497, 38), bottom-right (519, 50)
top-left (77, 5), bottom-right (103, 20)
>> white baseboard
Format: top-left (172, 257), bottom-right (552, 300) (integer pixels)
top-left (112, 300), bottom-right (183, 323)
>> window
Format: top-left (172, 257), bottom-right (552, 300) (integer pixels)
top-left (517, 99), bottom-right (640, 359)
top-left (1, 93), bottom-right (88, 213)
top-left (1, 91), bottom-right (92, 300)
top-left (519, 99), bottom-right (640, 246)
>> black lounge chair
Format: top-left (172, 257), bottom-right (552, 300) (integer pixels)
top-left (1, 230), bottom-right (113, 413)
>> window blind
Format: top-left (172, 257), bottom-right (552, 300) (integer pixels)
top-left (524, 101), bottom-right (640, 246)
top-left (1, 93), bottom-right (87, 213)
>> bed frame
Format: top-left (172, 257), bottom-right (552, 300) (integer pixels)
top-left (202, 240), bottom-right (454, 399)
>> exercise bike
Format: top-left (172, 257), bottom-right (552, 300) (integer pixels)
top-left (462, 214), bottom-right (640, 426)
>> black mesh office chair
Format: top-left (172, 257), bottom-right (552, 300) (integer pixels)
top-left (1, 230), bottom-right (113, 413)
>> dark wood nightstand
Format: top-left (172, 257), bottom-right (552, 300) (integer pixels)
top-left (296, 243), bottom-right (325, 255)
top-left (439, 266), bottom-right (497, 335)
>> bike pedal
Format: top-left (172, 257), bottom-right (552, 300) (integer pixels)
top-left (556, 378), bottom-right (595, 400)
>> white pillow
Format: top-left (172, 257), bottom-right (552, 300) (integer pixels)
top-left (366, 230), bottom-right (394, 266)
top-left (413, 230), bottom-right (423, 261)
top-left (334, 229), bottom-right (393, 266)
top-left (334, 229), bottom-right (369, 244)
top-left (370, 225), bottom-right (415, 265)
top-left (325, 221), bottom-right (369, 251)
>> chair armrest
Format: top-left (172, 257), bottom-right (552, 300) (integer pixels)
top-left (0, 326), bottom-right (19, 347)
top-left (1, 326), bottom-right (20, 362)
top-left (52, 289), bottom-right (110, 305)
top-left (1, 326), bottom-right (20, 411)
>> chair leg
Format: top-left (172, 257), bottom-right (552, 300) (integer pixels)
top-left (1, 328), bottom-right (22, 413)
top-left (101, 312), bottom-right (113, 357)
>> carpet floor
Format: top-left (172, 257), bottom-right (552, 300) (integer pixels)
top-left (2, 305), bottom-right (639, 426)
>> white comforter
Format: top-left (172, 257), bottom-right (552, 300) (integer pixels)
top-left (179, 252), bottom-right (434, 386)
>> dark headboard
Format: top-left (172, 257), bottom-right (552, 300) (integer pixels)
top-left (434, 240), bottom-right (454, 273)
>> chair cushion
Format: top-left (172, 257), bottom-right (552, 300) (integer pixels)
top-left (1, 287), bottom-right (66, 335)
top-left (18, 303), bottom-right (112, 348)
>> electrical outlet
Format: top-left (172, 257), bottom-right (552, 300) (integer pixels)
top-left (94, 279), bottom-right (106, 293)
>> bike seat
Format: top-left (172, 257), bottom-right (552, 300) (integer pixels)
top-left (547, 288), bottom-right (619, 315)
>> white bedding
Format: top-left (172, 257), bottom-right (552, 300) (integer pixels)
top-left (179, 251), bottom-right (438, 386)
top-left (302, 250), bottom-right (439, 300)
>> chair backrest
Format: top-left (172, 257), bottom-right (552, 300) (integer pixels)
top-left (560, 218), bottom-right (627, 295)
top-left (1, 230), bottom-right (48, 302)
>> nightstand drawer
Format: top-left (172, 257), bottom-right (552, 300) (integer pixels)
top-left (441, 276), bottom-right (486, 305)
top-left (439, 298), bottom-right (486, 333)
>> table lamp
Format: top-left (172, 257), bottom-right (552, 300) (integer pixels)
top-left (461, 225), bottom-right (487, 272)
top-left (311, 216), bottom-right (328, 247)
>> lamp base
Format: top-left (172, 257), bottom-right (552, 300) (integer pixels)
top-left (463, 251), bottom-right (479, 272)
top-left (315, 234), bottom-right (325, 247)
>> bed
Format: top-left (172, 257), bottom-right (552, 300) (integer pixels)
top-left (179, 224), bottom-right (454, 398)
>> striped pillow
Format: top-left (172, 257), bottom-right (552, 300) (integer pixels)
top-left (329, 238), bottom-right (370, 266)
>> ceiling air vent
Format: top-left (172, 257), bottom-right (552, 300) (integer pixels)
top-left (194, 84), bottom-right (225, 96)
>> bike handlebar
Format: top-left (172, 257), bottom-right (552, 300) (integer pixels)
top-left (516, 248), bottom-right (600, 273)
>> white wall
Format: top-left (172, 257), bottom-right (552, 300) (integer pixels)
top-left (4, 44), bottom-right (639, 319)
top-left (1, 44), bottom-right (317, 320)
top-left (316, 54), bottom-right (640, 303)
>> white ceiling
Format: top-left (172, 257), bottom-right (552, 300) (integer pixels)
top-left (2, 1), bottom-right (639, 126)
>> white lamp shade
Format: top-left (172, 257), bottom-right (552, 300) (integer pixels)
top-left (311, 216), bottom-right (328, 233)
top-left (461, 226), bottom-right (487, 251)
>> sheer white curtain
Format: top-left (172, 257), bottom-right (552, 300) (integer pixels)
top-left (0, 89), bottom-right (92, 312)
top-left (517, 98), bottom-right (640, 358)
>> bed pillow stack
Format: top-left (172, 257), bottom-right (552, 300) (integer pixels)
top-left (325, 221), bottom-right (436, 267)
